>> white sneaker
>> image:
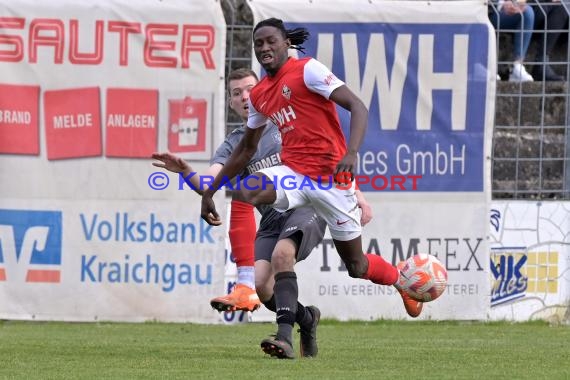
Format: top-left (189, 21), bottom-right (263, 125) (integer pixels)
top-left (509, 63), bottom-right (533, 82)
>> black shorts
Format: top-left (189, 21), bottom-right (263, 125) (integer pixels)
top-left (255, 206), bottom-right (327, 263)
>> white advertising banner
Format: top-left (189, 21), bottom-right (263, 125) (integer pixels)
top-left (248, 0), bottom-right (495, 320)
top-left (0, 0), bottom-right (227, 322)
top-left (489, 201), bottom-right (570, 322)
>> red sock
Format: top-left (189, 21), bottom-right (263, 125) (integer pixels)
top-left (229, 200), bottom-right (256, 267)
top-left (364, 253), bottom-right (399, 285)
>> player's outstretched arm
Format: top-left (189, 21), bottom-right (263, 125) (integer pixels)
top-left (201, 126), bottom-right (265, 225)
top-left (151, 152), bottom-right (222, 196)
top-left (152, 152), bottom-right (191, 174)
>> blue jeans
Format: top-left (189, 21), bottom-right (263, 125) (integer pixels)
top-left (490, 6), bottom-right (535, 61)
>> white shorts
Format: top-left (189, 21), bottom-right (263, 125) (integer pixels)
top-left (256, 165), bottom-right (361, 241)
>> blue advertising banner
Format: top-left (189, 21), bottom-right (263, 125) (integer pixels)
top-left (249, 0), bottom-right (495, 321)
top-left (289, 22), bottom-right (490, 191)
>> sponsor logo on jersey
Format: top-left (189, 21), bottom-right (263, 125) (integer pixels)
top-left (246, 153), bottom-right (282, 174)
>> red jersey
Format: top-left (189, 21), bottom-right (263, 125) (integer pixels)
top-left (248, 57), bottom-right (347, 180)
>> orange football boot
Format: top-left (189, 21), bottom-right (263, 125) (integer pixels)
top-left (396, 261), bottom-right (423, 318)
top-left (210, 284), bottom-right (261, 312)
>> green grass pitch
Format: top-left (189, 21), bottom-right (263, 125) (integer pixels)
top-left (1, 319), bottom-right (568, 379)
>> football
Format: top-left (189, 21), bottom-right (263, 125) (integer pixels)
top-left (398, 254), bottom-right (448, 302)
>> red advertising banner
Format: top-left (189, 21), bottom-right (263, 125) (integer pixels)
top-left (44, 87), bottom-right (102, 160)
top-left (0, 84), bottom-right (40, 155)
top-left (105, 88), bottom-right (158, 158)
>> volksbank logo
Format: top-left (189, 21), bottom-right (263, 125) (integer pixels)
top-left (0, 209), bottom-right (62, 283)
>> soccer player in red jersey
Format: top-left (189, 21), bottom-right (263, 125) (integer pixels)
top-left (155, 68), bottom-right (373, 358)
top-left (201, 18), bottom-right (422, 358)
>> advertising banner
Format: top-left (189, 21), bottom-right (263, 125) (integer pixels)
top-left (489, 201), bottom-right (570, 322)
top-left (248, 0), bottom-right (495, 320)
top-left (0, 0), bottom-right (227, 322)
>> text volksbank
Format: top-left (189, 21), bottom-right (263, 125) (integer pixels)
top-left (80, 212), bottom-right (215, 292)
top-left (80, 212), bottom-right (214, 243)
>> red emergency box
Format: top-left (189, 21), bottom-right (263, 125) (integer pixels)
top-left (167, 96), bottom-right (207, 153)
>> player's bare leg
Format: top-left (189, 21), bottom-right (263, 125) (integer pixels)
top-left (333, 237), bottom-right (423, 318)
top-left (239, 173), bottom-right (277, 207)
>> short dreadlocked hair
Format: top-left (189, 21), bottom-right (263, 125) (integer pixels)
top-left (253, 17), bottom-right (310, 54)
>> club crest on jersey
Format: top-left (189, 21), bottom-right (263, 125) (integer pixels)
top-left (272, 131), bottom-right (282, 144)
top-left (282, 84), bottom-right (291, 100)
